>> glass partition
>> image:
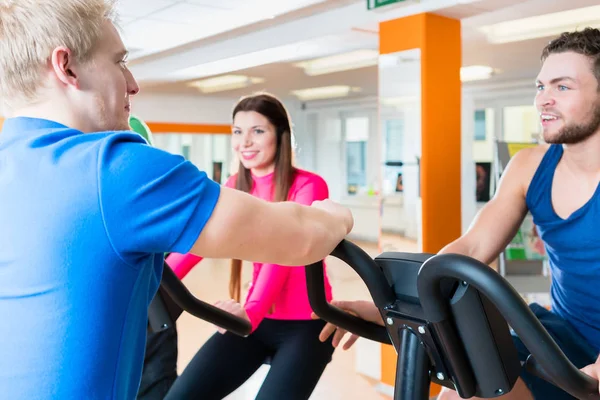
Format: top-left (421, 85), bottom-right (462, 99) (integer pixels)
top-left (378, 48), bottom-right (421, 253)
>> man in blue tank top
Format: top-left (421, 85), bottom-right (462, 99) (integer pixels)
top-left (316, 28), bottom-right (600, 399)
top-left (0, 2), bottom-right (354, 399)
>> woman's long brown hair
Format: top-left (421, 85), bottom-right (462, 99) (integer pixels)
top-left (229, 92), bottom-right (296, 303)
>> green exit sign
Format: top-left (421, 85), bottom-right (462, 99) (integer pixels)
top-left (367, 0), bottom-right (407, 9)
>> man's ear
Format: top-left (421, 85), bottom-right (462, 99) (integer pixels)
top-left (50, 46), bottom-right (80, 89)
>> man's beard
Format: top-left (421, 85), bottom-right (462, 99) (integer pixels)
top-left (545, 99), bottom-right (600, 144)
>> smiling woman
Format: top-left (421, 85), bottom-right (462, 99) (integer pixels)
top-left (163, 92), bottom-right (338, 400)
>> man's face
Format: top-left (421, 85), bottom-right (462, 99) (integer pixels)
top-left (535, 51), bottom-right (600, 145)
top-left (73, 21), bottom-right (139, 132)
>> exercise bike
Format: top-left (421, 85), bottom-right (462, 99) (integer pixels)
top-left (303, 239), bottom-right (600, 400)
top-left (148, 261), bottom-right (252, 337)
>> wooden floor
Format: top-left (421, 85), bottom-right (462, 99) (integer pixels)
top-left (174, 233), bottom-right (418, 399)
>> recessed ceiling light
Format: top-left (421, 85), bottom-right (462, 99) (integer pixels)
top-left (291, 85), bottom-right (362, 101)
top-left (187, 75), bottom-right (265, 93)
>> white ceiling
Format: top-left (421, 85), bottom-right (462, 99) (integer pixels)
top-left (117, 0), bottom-right (329, 58)
top-left (118, 0), bottom-right (600, 101)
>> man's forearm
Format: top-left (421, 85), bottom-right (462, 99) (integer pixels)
top-left (438, 239), bottom-right (473, 257)
top-left (190, 188), bottom-right (349, 266)
top-left (289, 202), bottom-right (347, 264)
top-left (438, 237), bottom-right (496, 266)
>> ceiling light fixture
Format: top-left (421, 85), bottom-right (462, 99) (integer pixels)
top-left (460, 65), bottom-right (495, 82)
top-left (294, 49), bottom-right (379, 76)
top-left (187, 75), bottom-right (265, 93)
top-left (478, 5), bottom-right (600, 44)
top-left (291, 85), bottom-right (362, 101)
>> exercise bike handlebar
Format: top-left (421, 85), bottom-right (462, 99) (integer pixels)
top-left (306, 240), bottom-right (396, 345)
top-left (160, 263), bottom-right (252, 337)
top-left (417, 253), bottom-right (600, 400)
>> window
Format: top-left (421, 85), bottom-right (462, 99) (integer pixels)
top-left (472, 108), bottom-right (495, 162)
top-left (181, 144), bottom-right (191, 161)
top-left (382, 119), bottom-right (404, 195)
top-left (344, 116), bottom-right (369, 195)
top-left (474, 110), bottom-right (486, 141)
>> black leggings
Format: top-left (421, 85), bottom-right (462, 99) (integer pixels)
top-left (137, 324), bottom-right (178, 400)
top-left (164, 318), bottom-right (335, 400)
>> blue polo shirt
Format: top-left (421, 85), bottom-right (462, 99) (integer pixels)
top-left (0, 117), bottom-right (220, 399)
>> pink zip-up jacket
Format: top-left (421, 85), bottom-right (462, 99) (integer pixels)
top-left (165, 168), bottom-right (334, 332)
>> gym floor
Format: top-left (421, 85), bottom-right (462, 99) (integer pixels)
top-left (175, 233), bottom-right (417, 399)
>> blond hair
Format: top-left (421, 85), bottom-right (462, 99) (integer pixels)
top-left (0, 0), bottom-right (119, 108)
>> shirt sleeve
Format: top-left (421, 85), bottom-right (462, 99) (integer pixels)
top-left (165, 252), bottom-right (203, 279)
top-left (243, 172), bottom-right (329, 330)
top-left (244, 264), bottom-right (290, 332)
top-left (97, 132), bottom-right (221, 265)
top-left (224, 174), bottom-right (237, 189)
top-left (289, 174), bottom-right (329, 204)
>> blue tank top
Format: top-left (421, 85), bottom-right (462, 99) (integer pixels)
top-left (526, 144), bottom-right (600, 351)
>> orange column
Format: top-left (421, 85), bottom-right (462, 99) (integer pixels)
top-left (379, 13), bottom-right (462, 395)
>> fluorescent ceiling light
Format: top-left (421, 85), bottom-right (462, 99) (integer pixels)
top-left (170, 42), bottom-right (322, 81)
top-left (294, 49), bottom-right (379, 75)
top-left (478, 5), bottom-right (600, 44)
top-left (461, 65), bottom-right (495, 82)
top-left (291, 85), bottom-right (362, 101)
top-left (187, 75), bottom-right (265, 93)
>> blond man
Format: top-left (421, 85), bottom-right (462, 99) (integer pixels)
top-left (0, 1), bottom-right (353, 398)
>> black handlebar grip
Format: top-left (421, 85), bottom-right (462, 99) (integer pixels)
top-left (524, 355), bottom-right (600, 400)
top-left (160, 263), bottom-right (252, 337)
top-left (306, 260), bottom-right (391, 344)
top-left (330, 240), bottom-right (398, 310)
top-left (417, 253), bottom-right (600, 400)
top-left (305, 239), bottom-right (396, 345)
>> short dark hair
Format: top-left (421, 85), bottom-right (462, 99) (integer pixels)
top-left (541, 27), bottom-right (600, 87)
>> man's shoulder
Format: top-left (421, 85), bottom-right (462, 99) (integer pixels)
top-left (511, 143), bottom-right (549, 162)
top-left (506, 144), bottom-right (552, 195)
top-left (508, 144), bottom-right (550, 176)
top-left (95, 130), bottom-right (185, 172)
top-left (93, 129), bottom-right (151, 150)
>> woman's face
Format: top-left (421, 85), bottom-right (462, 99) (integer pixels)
top-left (231, 111), bottom-right (278, 176)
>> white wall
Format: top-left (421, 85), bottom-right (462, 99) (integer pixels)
top-left (132, 92), bottom-right (234, 124)
top-left (503, 105), bottom-right (541, 143)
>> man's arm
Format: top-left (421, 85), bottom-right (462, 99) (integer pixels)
top-left (190, 187), bottom-right (352, 266)
top-left (439, 148), bottom-right (540, 264)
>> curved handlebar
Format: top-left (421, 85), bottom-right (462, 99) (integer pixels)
top-left (417, 253), bottom-right (600, 400)
top-left (160, 263), bottom-right (252, 337)
top-left (306, 240), bottom-right (395, 345)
